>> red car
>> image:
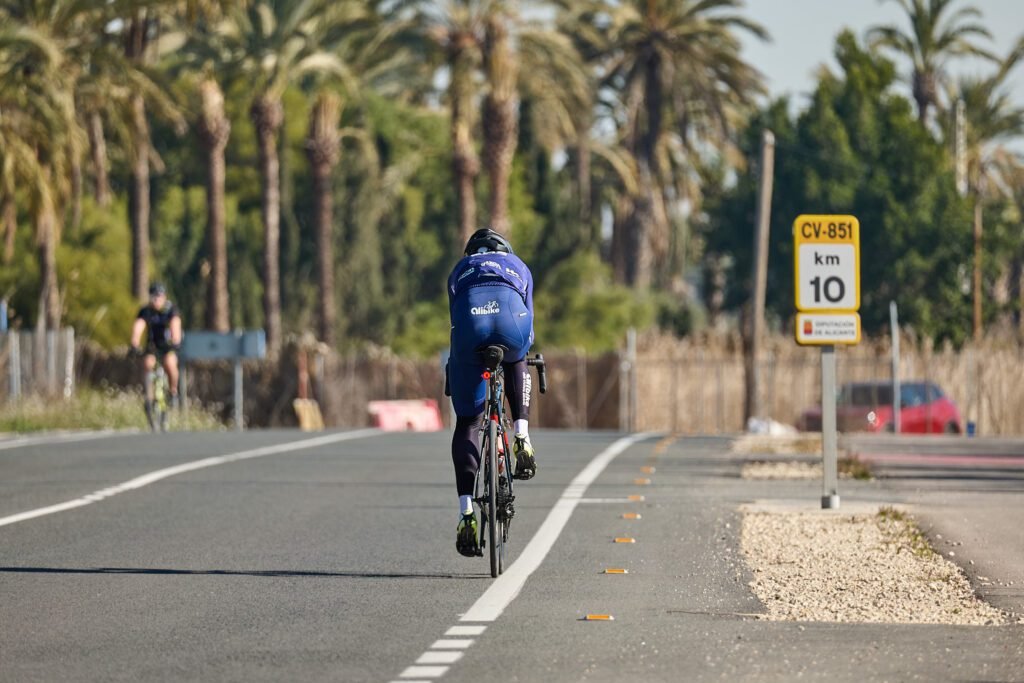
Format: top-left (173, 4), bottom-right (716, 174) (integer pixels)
top-left (797, 381), bottom-right (963, 434)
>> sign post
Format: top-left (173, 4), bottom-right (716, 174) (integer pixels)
top-left (181, 330), bottom-right (267, 431)
top-left (793, 215), bottom-right (861, 509)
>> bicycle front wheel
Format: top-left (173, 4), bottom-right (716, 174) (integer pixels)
top-left (487, 418), bottom-right (500, 578)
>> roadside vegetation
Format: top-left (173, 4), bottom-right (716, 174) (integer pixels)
top-left (0, 387), bottom-right (224, 433)
top-left (1, 0), bottom-right (1021, 360)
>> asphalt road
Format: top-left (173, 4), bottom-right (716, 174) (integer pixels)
top-left (1, 429), bottom-right (1022, 682)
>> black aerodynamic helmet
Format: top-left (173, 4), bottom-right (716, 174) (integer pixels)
top-left (148, 282), bottom-right (167, 296)
top-left (464, 227), bottom-right (513, 256)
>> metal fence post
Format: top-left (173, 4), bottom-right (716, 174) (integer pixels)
top-left (46, 329), bottom-right (57, 393)
top-left (63, 328), bottom-right (75, 399)
top-left (10, 332), bottom-right (20, 399)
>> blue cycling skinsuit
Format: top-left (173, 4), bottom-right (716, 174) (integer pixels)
top-left (447, 252), bottom-right (534, 497)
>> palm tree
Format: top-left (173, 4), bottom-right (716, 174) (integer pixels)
top-left (945, 38), bottom-right (1024, 339)
top-left (210, 0), bottom-right (370, 356)
top-left (195, 76), bottom-right (231, 333)
top-left (413, 1), bottom-right (590, 247)
top-left (416, 1), bottom-right (486, 246)
top-left (0, 8), bottom-right (88, 331)
top-left (306, 91), bottom-right (342, 347)
top-left (583, 0), bottom-right (767, 287)
top-left (868, 0), bottom-right (996, 124)
top-left (118, 1), bottom-right (231, 303)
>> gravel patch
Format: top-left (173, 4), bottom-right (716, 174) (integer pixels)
top-left (741, 461), bottom-right (822, 480)
top-left (732, 434), bottom-right (822, 455)
top-left (740, 505), bottom-right (1009, 624)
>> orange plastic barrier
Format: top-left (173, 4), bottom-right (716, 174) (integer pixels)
top-left (367, 399), bottom-right (443, 432)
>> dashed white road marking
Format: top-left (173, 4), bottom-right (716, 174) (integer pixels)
top-left (429, 639), bottom-right (474, 649)
top-left (461, 432), bottom-right (653, 622)
top-left (389, 433), bottom-right (654, 682)
top-left (0, 429), bottom-right (381, 529)
top-left (399, 665), bottom-right (449, 678)
top-left (445, 625), bottom-right (485, 636)
top-left (416, 652), bottom-right (463, 665)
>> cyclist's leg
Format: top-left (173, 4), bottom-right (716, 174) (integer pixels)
top-left (142, 353), bottom-right (158, 428)
top-left (449, 361), bottom-right (487, 501)
top-left (484, 291), bottom-right (535, 479)
top-left (162, 350), bottom-right (179, 403)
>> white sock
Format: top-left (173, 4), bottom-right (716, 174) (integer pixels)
top-left (459, 495), bottom-right (473, 516)
top-left (514, 420), bottom-right (529, 438)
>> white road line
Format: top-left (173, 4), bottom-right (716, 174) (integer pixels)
top-left (0, 429), bottom-right (381, 529)
top-left (399, 666), bottom-right (449, 678)
top-left (460, 432), bottom-right (653, 622)
top-left (445, 625), bottom-right (486, 636)
top-left (0, 430), bottom-right (125, 452)
top-left (389, 433), bottom-right (653, 683)
top-left (416, 652), bottom-right (463, 665)
top-left (429, 639), bottom-right (474, 650)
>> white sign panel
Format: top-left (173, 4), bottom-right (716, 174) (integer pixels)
top-left (797, 244), bottom-right (857, 311)
top-left (795, 313), bottom-right (861, 345)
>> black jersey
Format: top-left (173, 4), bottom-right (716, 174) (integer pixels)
top-left (137, 302), bottom-right (179, 350)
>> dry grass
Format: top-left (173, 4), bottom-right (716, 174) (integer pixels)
top-left (634, 329), bottom-right (1024, 436)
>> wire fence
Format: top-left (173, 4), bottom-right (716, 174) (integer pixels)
top-left (0, 329), bottom-right (76, 400)
top-left (8, 329), bottom-right (1024, 435)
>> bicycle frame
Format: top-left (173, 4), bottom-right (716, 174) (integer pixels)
top-left (474, 357), bottom-right (516, 577)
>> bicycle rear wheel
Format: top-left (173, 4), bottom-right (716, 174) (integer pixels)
top-left (486, 418), bottom-right (501, 578)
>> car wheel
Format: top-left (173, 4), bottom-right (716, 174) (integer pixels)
top-left (944, 422), bottom-right (960, 434)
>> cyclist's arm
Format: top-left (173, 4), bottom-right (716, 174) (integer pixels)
top-left (169, 314), bottom-right (182, 346)
top-left (130, 317), bottom-right (146, 349)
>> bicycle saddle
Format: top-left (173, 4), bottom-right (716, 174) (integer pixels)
top-left (478, 344), bottom-right (507, 371)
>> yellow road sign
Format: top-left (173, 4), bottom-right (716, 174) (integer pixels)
top-left (793, 215), bottom-right (860, 313)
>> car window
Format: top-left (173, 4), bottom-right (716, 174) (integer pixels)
top-left (901, 384), bottom-right (927, 407)
top-left (840, 384), bottom-right (891, 406)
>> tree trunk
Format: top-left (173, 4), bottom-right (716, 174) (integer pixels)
top-left (973, 196), bottom-right (983, 340)
top-left (126, 14), bottom-right (150, 302)
top-left (129, 93), bottom-right (150, 302)
top-left (70, 151), bottom-right (83, 233)
top-left (633, 54), bottom-right (666, 289)
top-left (88, 110), bottom-right (111, 206)
top-left (306, 93), bottom-right (342, 348)
top-left (251, 95), bottom-right (284, 357)
top-left (3, 195), bottom-right (16, 264)
top-left (482, 14), bottom-right (518, 237)
top-left (450, 49), bottom-right (479, 250)
top-left (37, 201), bottom-right (60, 331)
top-left (197, 79), bottom-right (231, 333)
top-left (575, 135), bottom-right (593, 244)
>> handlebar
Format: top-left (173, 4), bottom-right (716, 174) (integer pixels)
top-left (526, 354), bottom-right (546, 394)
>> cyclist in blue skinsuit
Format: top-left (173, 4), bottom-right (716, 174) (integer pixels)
top-left (448, 228), bottom-right (537, 557)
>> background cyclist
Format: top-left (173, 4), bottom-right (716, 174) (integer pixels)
top-left (447, 228), bottom-right (537, 557)
top-left (129, 283), bottom-right (182, 423)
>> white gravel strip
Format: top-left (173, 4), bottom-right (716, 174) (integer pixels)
top-left (741, 461), bottom-right (823, 480)
top-left (740, 505), bottom-right (1008, 625)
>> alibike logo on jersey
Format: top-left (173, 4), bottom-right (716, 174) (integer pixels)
top-left (470, 300), bottom-right (501, 316)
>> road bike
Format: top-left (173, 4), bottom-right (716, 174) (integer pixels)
top-left (144, 365), bottom-right (170, 433)
top-left (474, 345), bottom-right (546, 577)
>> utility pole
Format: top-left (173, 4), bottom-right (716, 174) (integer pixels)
top-left (745, 130), bottom-right (775, 424)
top-left (957, 98), bottom-right (983, 341)
top-left (955, 99), bottom-right (967, 198)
